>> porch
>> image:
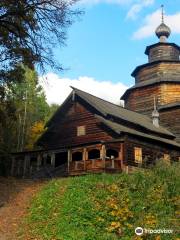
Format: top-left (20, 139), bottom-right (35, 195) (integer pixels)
top-left (69, 158), bottom-right (122, 175)
top-left (11, 141), bottom-right (124, 178)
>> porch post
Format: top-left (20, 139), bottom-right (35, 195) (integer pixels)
top-left (111, 158), bottom-right (115, 168)
top-left (68, 149), bottom-right (72, 173)
top-left (92, 159), bottom-right (95, 168)
top-left (83, 148), bottom-right (87, 170)
top-left (119, 143), bottom-right (124, 171)
top-left (23, 155), bottom-right (30, 178)
top-left (101, 144), bottom-right (106, 169)
top-left (17, 159), bottom-right (21, 176)
top-left (37, 154), bottom-right (42, 170)
top-left (11, 156), bottom-right (15, 176)
top-left (50, 152), bottom-right (55, 168)
top-left (43, 153), bottom-right (47, 166)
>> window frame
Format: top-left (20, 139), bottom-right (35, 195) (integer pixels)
top-left (134, 147), bottom-right (142, 164)
top-left (77, 125), bottom-right (86, 136)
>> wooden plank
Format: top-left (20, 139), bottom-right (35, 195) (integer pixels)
top-left (41, 101), bottom-right (113, 148)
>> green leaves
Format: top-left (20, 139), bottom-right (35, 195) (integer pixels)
top-left (0, 0), bottom-right (82, 71)
top-left (22, 162), bottom-right (180, 240)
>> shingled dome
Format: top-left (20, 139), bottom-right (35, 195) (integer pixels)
top-left (155, 22), bottom-right (171, 40)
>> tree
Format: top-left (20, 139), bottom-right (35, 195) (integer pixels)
top-left (0, 65), bottom-right (55, 175)
top-left (0, 0), bottom-right (82, 71)
top-left (25, 121), bottom-right (45, 150)
top-left (0, 1), bottom-right (81, 175)
top-left (9, 65), bottom-right (50, 151)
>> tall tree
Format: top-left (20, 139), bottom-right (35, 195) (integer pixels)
top-left (0, 0), bottom-right (81, 71)
top-left (0, 1), bottom-right (80, 175)
top-left (9, 66), bottom-right (50, 150)
top-left (0, 65), bottom-right (55, 175)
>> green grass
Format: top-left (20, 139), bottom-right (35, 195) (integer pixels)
top-left (20, 161), bottom-right (180, 240)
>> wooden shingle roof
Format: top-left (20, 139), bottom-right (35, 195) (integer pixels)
top-left (70, 87), bottom-right (174, 138)
top-left (121, 78), bottom-right (180, 100)
top-left (96, 115), bottom-right (180, 148)
top-left (40, 87), bottom-right (180, 149)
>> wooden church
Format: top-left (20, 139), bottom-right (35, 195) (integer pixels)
top-left (11, 14), bottom-right (180, 178)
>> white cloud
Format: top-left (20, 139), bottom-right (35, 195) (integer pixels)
top-left (80, 0), bottom-right (155, 22)
top-left (133, 10), bottom-right (180, 39)
top-left (80, 0), bottom-right (131, 5)
top-left (126, 0), bottom-right (154, 20)
top-left (39, 73), bottom-right (129, 105)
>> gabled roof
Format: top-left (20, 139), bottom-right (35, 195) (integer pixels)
top-left (38, 87), bottom-right (180, 149)
top-left (96, 115), bottom-right (180, 148)
top-left (71, 87), bottom-right (174, 137)
top-left (47, 87), bottom-right (174, 139)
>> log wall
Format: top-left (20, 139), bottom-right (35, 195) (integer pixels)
top-left (124, 136), bottom-right (180, 167)
top-left (148, 45), bottom-right (179, 62)
top-left (159, 108), bottom-right (180, 142)
top-left (135, 63), bottom-right (180, 84)
top-left (125, 84), bottom-right (160, 115)
top-left (45, 102), bottom-right (113, 148)
top-left (125, 83), bottom-right (180, 116)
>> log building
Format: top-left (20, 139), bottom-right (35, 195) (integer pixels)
top-left (121, 16), bottom-right (180, 142)
top-left (11, 15), bottom-right (180, 178)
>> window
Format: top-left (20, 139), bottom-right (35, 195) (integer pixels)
top-left (88, 149), bottom-right (100, 160)
top-left (77, 126), bottom-right (86, 136)
top-left (134, 147), bottom-right (142, 164)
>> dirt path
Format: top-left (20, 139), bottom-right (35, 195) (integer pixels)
top-left (0, 178), bottom-right (46, 240)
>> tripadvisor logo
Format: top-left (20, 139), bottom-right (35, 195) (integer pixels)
top-left (135, 227), bottom-right (173, 236)
top-left (135, 227), bottom-right (143, 236)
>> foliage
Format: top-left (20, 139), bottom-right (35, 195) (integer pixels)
top-left (45, 103), bottom-right (59, 123)
top-left (0, 65), bottom-right (49, 151)
top-left (21, 162), bottom-right (180, 240)
top-left (25, 121), bottom-right (45, 150)
top-left (0, 0), bottom-right (82, 71)
top-left (0, 0), bottom-right (80, 175)
top-left (0, 65), bottom-right (58, 175)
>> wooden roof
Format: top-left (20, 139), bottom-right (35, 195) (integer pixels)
top-left (145, 42), bottom-right (180, 55)
top-left (158, 102), bottom-right (180, 111)
top-left (71, 87), bottom-right (174, 137)
top-left (121, 78), bottom-right (180, 100)
top-left (39, 87), bottom-right (180, 150)
top-left (131, 60), bottom-right (180, 78)
top-left (96, 115), bottom-right (180, 148)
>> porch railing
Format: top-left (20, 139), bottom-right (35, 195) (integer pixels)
top-left (69, 158), bottom-right (121, 173)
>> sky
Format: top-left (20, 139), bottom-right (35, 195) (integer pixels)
top-left (40, 0), bottom-right (180, 105)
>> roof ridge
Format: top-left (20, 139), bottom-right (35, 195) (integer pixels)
top-left (71, 86), bottom-right (153, 120)
top-left (71, 86), bottom-right (124, 109)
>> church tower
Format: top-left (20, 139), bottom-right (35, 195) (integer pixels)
top-left (121, 6), bottom-right (180, 142)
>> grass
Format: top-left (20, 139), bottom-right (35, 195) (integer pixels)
top-left (19, 161), bottom-right (180, 240)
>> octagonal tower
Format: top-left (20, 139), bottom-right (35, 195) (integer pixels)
top-left (121, 8), bottom-right (180, 142)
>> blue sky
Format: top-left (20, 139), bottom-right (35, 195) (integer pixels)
top-left (41, 0), bottom-right (180, 105)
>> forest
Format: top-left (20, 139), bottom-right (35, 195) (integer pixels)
top-left (0, 0), bottom-right (81, 175)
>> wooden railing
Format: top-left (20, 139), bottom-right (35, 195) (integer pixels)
top-left (69, 158), bottom-right (121, 173)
